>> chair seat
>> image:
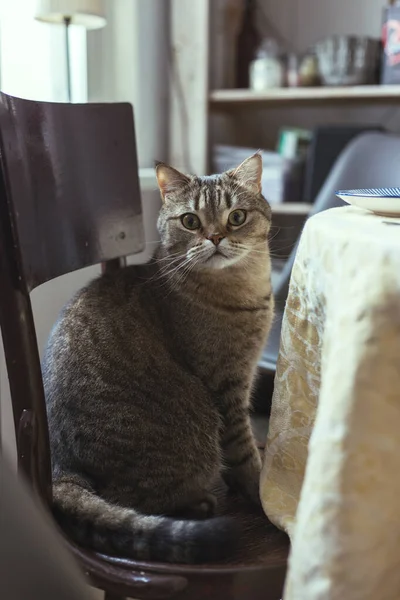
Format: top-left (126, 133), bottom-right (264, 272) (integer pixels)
top-left (67, 476), bottom-right (289, 600)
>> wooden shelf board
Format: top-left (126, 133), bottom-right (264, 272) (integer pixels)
top-left (271, 203), bottom-right (312, 215)
top-left (209, 85), bottom-right (400, 109)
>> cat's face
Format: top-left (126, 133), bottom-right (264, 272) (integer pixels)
top-left (155, 154), bottom-right (271, 271)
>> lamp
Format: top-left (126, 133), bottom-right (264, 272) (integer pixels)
top-left (35, 0), bottom-right (106, 102)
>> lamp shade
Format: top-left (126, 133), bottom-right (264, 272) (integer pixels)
top-left (35, 0), bottom-right (106, 29)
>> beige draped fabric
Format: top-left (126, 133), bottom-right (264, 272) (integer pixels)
top-left (260, 206), bottom-right (400, 600)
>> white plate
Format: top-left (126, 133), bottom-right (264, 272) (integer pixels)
top-left (336, 187), bottom-right (400, 217)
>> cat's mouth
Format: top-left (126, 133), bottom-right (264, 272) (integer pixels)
top-left (201, 246), bottom-right (241, 269)
top-left (206, 247), bottom-right (225, 260)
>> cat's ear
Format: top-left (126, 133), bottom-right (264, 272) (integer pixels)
top-left (227, 153), bottom-right (263, 194)
top-left (155, 161), bottom-right (190, 202)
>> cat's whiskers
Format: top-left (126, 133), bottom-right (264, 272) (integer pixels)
top-left (143, 253), bottom-right (187, 286)
top-left (153, 247), bottom-right (204, 286)
top-left (154, 257), bottom-right (184, 275)
top-left (268, 228), bottom-right (282, 244)
top-left (153, 251), bottom-right (184, 264)
top-left (243, 248), bottom-right (269, 255)
top-left (161, 249), bottom-right (205, 295)
top-left (178, 248), bottom-right (209, 281)
top-left (227, 242), bottom-right (252, 257)
top-left (154, 243), bottom-right (205, 266)
top-left (166, 260), bottom-right (197, 295)
top-left (152, 258), bottom-right (187, 282)
top-left (237, 254), bottom-right (252, 274)
top-left (231, 242), bottom-right (269, 256)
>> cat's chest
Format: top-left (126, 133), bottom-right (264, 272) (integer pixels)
top-left (169, 298), bottom-right (270, 374)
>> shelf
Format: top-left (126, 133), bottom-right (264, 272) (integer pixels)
top-left (271, 203), bottom-right (312, 215)
top-left (209, 85), bottom-right (400, 110)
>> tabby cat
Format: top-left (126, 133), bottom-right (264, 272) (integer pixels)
top-left (42, 153), bottom-right (274, 564)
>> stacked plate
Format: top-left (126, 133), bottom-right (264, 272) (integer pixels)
top-left (336, 188), bottom-right (400, 217)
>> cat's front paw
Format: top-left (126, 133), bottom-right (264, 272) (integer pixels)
top-left (178, 493), bottom-right (218, 519)
top-left (190, 493), bottom-right (218, 518)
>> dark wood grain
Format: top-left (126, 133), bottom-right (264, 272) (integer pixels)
top-left (67, 474), bottom-right (289, 600)
top-left (0, 93), bottom-right (144, 291)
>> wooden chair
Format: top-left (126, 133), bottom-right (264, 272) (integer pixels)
top-left (0, 92), bottom-right (289, 600)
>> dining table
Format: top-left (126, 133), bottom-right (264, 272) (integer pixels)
top-left (260, 205), bottom-right (400, 600)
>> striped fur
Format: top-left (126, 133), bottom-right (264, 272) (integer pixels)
top-left (52, 479), bottom-right (236, 563)
top-left (43, 154), bottom-right (273, 564)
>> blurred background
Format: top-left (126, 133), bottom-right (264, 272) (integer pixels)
top-left (1, 0), bottom-right (399, 208)
top-left (1, 0), bottom-right (400, 453)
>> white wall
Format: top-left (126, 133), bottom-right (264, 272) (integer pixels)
top-left (87, 0), bottom-right (169, 168)
top-left (0, 0), bottom-right (166, 458)
top-left (86, 0), bottom-right (167, 260)
top-left (0, 0), bottom-right (87, 102)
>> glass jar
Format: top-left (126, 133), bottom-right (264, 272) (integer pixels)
top-left (286, 53), bottom-right (301, 87)
top-left (249, 39), bottom-right (285, 90)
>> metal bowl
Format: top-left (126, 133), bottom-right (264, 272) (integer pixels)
top-left (315, 35), bottom-right (381, 86)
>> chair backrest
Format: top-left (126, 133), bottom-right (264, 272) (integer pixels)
top-left (0, 92), bottom-right (144, 503)
top-left (274, 131), bottom-right (400, 308)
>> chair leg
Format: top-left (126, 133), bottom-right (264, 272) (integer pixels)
top-left (104, 593), bottom-right (125, 600)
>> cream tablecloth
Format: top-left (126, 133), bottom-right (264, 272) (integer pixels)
top-left (260, 206), bottom-right (400, 600)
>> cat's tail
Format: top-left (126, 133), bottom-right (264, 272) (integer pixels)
top-left (52, 479), bottom-right (237, 564)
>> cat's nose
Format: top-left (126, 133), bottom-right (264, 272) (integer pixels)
top-left (207, 234), bottom-right (224, 246)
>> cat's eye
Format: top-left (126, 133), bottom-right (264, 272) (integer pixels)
top-left (228, 209), bottom-right (247, 226)
top-left (181, 213), bottom-right (201, 230)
